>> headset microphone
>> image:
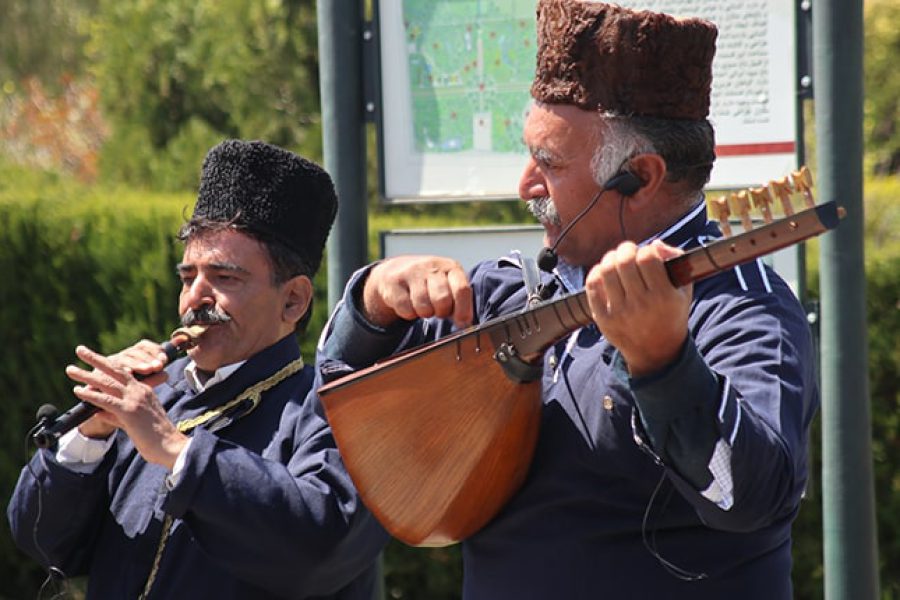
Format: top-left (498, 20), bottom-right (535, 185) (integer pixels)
top-left (535, 246), bottom-right (560, 273)
top-left (536, 170), bottom-right (643, 273)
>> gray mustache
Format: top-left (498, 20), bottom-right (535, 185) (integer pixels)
top-left (526, 196), bottom-right (561, 226)
top-left (181, 306), bottom-right (232, 327)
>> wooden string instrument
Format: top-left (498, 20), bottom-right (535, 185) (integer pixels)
top-left (318, 166), bottom-right (843, 547)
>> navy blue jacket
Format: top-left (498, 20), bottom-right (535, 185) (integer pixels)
top-left (319, 204), bottom-right (818, 599)
top-left (8, 334), bottom-right (388, 599)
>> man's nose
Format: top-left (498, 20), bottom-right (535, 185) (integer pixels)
top-left (182, 275), bottom-right (215, 310)
top-left (518, 158), bottom-right (547, 201)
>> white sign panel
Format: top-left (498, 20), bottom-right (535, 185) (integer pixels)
top-left (377, 0), bottom-right (798, 201)
top-left (381, 225), bottom-right (546, 270)
top-left (622, 0), bottom-right (799, 190)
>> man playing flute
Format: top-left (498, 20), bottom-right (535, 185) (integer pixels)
top-left (8, 140), bottom-right (387, 599)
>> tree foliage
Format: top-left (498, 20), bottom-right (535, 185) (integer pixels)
top-left (0, 78), bottom-right (107, 181)
top-left (864, 0), bottom-right (900, 175)
top-left (0, 0), bottom-right (98, 91)
top-left (87, 0), bottom-right (322, 190)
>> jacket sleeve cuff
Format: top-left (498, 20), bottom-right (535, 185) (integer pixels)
top-left (164, 437), bottom-right (194, 491)
top-left (628, 336), bottom-right (723, 490)
top-left (55, 428), bottom-right (116, 473)
top-left (630, 336), bottom-right (719, 423)
top-left (319, 264), bottom-right (413, 371)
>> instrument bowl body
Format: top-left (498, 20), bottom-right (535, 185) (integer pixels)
top-left (320, 334), bottom-right (542, 546)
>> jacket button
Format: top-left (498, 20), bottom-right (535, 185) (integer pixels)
top-left (602, 395), bottom-right (614, 411)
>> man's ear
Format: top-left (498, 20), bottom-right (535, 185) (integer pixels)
top-left (281, 275), bottom-right (313, 326)
top-left (623, 153), bottom-right (667, 207)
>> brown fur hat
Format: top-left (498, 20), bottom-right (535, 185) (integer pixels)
top-left (531, 0), bottom-right (717, 120)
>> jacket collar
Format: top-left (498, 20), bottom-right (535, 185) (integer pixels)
top-left (162, 334), bottom-right (302, 410)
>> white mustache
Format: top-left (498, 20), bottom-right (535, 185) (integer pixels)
top-left (525, 197), bottom-right (561, 226)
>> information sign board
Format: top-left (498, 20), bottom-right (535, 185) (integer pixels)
top-left (377, 0), bottom-right (798, 201)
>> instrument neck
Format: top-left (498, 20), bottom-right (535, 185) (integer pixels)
top-left (481, 201), bottom-right (841, 362)
top-left (483, 291), bottom-right (592, 362)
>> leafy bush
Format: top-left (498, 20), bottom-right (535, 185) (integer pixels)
top-left (87, 0), bottom-right (323, 191)
top-left (864, 0), bottom-right (900, 175)
top-left (0, 78), bottom-right (108, 182)
top-left (860, 178), bottom-right (900, 599)
top-left (863, 177), bottom-right (900, 261)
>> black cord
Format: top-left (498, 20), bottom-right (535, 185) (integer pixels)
top-left (35, 566), bottom-right (68, 600)
top-left (641, 469), bottom-right (708, 582)
top-left (618, 193), bottom-right (628, 242)
top-left (23, 426), bottom-right (71, 600)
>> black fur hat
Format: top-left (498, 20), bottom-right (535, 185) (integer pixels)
top-left (192, 139), bottom-right (337, 274)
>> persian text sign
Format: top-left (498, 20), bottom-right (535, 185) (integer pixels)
top-left (378, 0), bottom-right (798, 201)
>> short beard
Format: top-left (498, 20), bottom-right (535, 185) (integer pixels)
top-left (525, 196), bottom-right (561, 227)
top-left (181, 306), bottom-right (233, 327)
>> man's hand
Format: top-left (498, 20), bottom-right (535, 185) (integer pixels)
top-left (74, 340), bottom-right (171, 439)
top-left (585, 240), bottom-right (692, 378)
top-left (66, 345), bottom-right (186, 469)
top-left (363, 256), bottom-right (474, 329)
top-left (109, 339), bottom-right (172, 383)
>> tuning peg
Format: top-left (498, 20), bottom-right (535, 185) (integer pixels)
top-left (791, 166), bottom-right (816, 208)
top-left (711, 195), bottom-right (732, 237)
top-left (733, 190), bottom-right (754, 232)
top-left (768, 176), bottom-right (794, 216)
top-left (749, 186), bottom-right (774, 224)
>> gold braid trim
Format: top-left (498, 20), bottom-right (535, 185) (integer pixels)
top-left (140, 514), bottom-right (173, 600)
top-left (138, 356), bottom-right (304, 600)
top-left (175, 357), bottom-right (305, 433)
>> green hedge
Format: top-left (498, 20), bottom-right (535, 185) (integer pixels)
top-left (858, 180), bottom-right (900, 600)
top-left (790, 256), bottom-right (900, 600)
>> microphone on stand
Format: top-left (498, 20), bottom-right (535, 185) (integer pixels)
top-left (536, 169), bottom-right (644, 273)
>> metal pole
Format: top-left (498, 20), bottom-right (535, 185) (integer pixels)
top-left (794, 0), bottom-right (813, 307)
top-left (318, 0), bottom-right (369, 309)
top-left (812, 0), bottom-right (880, 597)
top-left (317, 8), bottom-right (384, 600)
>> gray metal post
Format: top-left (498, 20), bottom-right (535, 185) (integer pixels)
top-left (316, 7), bottom-right (383, 600)
top-left (812, 0), bottom-right (880, 597)
top-left (318, 0), bottom-right (369, 309)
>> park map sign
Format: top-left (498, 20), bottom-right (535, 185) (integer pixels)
top-left (377, 0), bottom-right (798, 202)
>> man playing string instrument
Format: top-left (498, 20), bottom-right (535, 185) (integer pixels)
top-left (8, 140), bottom-right (387, 599)
top-left (318, 2), bottom-right (818, 598)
